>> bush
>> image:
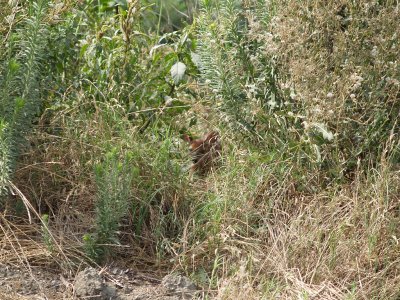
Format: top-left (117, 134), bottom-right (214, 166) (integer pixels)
top-left (0, 0), bottom-right (50, 194)
top-left (269, 0), bottom-right (400, 175)
top-left (83, 149), bottom-right (134, 260)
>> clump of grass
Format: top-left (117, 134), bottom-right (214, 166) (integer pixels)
top-left (83, 148), bottom-right (135, 261)
top-left (176, 134), bottom-right (400, 299)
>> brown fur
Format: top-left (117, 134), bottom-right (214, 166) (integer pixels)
top-left (183, 131), bottom-right (222, 174)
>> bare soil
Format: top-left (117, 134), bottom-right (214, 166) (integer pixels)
top-left (0, 263), bottom-right (201, 300)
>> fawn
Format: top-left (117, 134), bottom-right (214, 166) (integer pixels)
top-left (182, 131), bottom-right (222, 174)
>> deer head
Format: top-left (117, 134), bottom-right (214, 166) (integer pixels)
top-left (183, 131), bottom-right (221, 174)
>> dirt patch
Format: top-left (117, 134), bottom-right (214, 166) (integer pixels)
top-left (0, 264), bottom-right (202, 299)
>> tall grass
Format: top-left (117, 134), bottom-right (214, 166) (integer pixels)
top-left (0, 0), bottom-right (399, 299)
top-left (176, 0), bottom-right (400, 298)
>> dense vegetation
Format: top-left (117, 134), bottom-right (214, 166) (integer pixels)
top-left (1, 0), bottom-right (399, 299)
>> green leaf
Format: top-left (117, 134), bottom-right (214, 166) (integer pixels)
top-left (8, 59), bottom-right (20, 73)
top-left (14, 98), bottom-right (26, 111)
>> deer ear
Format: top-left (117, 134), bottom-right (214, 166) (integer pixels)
top-left (182, 134), bottom-right (192, 143)
top-left (205, 131), bottom-right (219, 142)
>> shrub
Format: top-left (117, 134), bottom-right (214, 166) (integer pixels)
top-left (84, 149), bottom-right (135, 261)
top-left (0, 0), bottom-right (50, 194)
top-left (269, 0), bottom-right (400, 174)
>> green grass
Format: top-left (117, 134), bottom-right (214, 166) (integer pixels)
top-left (0, 0), bottom-right (399, 299)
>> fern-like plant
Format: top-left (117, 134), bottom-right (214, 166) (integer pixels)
top-left (85, 149), bottom-right (134, 261)
top-left (0, 0), bottom-right (49, 195)
top-left (195, 0), bottom-right (285, 135)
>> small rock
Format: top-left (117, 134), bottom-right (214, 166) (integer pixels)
top-left (103, 283), bottom-right (118, 299)
top-left (112, 268), bottom-right (119, 275)
top-left (74, 267), bottom-right (104, 299)
top-left (48, 279), bottom-right (60, 290)
top-left (161, 274), bottom-right (199, 299)
top-left (123, 286), bottom-right (133, 294)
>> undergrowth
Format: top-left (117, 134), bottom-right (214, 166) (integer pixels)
top-left (0, 0), bottom-right (399, 299)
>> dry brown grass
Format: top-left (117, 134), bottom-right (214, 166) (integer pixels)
top-left (178, 147), bottom-right (400, 299)
top-left (7, 126), bottom-right (398, 298)
top-left (268, 0), bottom-right (400, 168)
top-left (187, 1), bottom-right (400, 298)
top-left (1, 1), bottom-right (399, 299)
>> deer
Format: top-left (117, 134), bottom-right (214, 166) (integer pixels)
top-left (182, 131), bottom-right (222, 175)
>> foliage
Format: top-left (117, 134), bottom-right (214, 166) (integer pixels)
top-left (141, 0), bottom-right (200, 33)
top-left (194, 0), bottom-right (329, 191)
top-left (0, 0), bottom-right (50, 194)
top-left (84, 149), bottom-right (134, 261)
top-left (72, 0), bottom-right (196, 132)
top-left (270, 0), bottom-right (400, 175)
top-left (0, 0), bottom-right (399, 299)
